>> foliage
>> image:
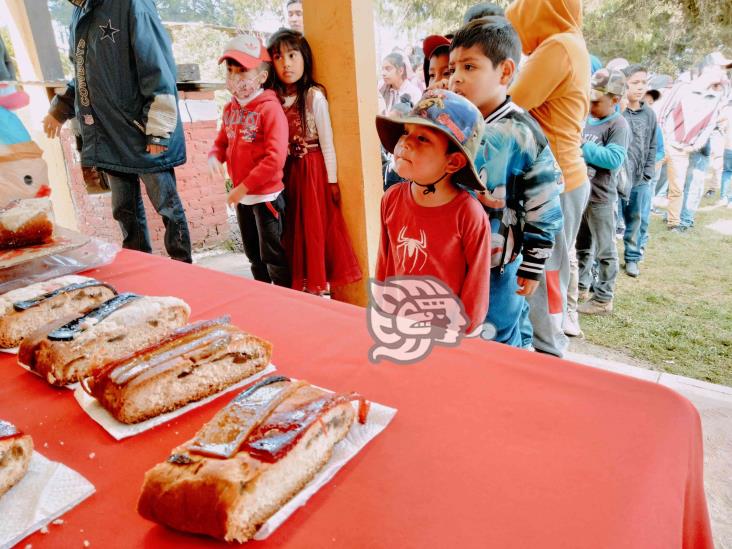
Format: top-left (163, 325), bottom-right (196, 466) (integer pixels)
top-left (167, 25), bottom-right (232, 82)
top-left (0, 27), bottom-right (13, 59)
top-left (44, 0), bottom-right (279, 82)
top-left (584, 0), bottom-right (732, 74)
top-left (374, 0), bottom-right (731, 74)
top-left (375, 0), bottom-right (509, 37)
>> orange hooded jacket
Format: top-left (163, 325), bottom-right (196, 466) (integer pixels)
top-left (506, 0), bottom-right (590, 193)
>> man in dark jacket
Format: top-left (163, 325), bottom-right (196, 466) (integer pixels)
top-left (620, 64), bottom-right (657, 278)
top-left (43, 0), bottom-right (192, 262)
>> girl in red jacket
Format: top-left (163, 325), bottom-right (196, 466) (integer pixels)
top-left (267, 29), bottom-right (362, 295)
top-left (208, 34), bottom-right (291, 287)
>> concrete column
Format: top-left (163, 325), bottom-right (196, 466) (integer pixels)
top-left (5, 0), bottom-right (78, 229)
top-left (303, 0), bottom-right (383, 307)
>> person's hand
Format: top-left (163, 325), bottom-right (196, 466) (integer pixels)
top-left (226, 183), bottom-right (247, 207)
top-left (42, 114), bottom-right (62, 139)
top-left (329, 183), bottom-right (341, 205)
top-left (208, 156), bottom-right (227, 179)
top-left (427, 78), bottom-right (449, 91)
top-left (516, 276), bottom-right (539, 296)
top-left (147, 143), bottom-right (167, 155)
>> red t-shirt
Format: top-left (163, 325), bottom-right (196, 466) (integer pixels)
top-left (376, 183), bottom-right (491, 331)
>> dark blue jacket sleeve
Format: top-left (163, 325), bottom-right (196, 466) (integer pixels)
top-left (129, 0), bottom-right (179, 147)
top-left (643, 109), bottom-right (658, 181)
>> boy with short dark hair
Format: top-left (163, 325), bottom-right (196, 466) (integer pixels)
top-left (449, 17), bottom-right (563, 349)
top-left (621, 64), bottom-right (657, 278)
top-left (375, 89), bottom-right (491, 333)
top-left (208, 34), bottom-right (291, 287)
top-left (463, 2), bottom-right (505, 23)
top-left (576, 69), bottom-right (630, 314)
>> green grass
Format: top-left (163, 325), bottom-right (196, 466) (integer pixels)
top-left (581, 200), bottom-right (732, 386)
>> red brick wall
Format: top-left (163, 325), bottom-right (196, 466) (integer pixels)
top-left (61, 107), bottom-right (227, 254)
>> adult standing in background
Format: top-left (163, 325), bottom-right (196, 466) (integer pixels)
top-left (505, 0), bottom-right (590, 357)
top-left (43, 0), bottom-right (192, 263)
top-left (287, 0), bottom-right (304, 34)
top-left (656, 66), bottom-right (728, 232)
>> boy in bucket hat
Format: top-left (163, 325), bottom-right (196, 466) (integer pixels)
top-left (208, 33), bottom-right (291, 287)
top-left (375, 89), bottom-right (491, 333)
top-left (576, 68), bottom-right (630, 315)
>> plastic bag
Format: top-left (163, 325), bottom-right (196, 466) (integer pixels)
top-left (0, 237), bottom-right (120, 294)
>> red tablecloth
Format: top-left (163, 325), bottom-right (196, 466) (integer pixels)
top-left (1, 251), bottom-right (713, 548)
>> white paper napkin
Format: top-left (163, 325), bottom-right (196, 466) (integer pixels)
top-left (73, 363), bottom-right (278, 440)
top-left (0, 451), bottom-right (95, 549)
top-left (0, 347), bottom-right (18, 355)
top-left (253, 399), bottom-right (397, 540)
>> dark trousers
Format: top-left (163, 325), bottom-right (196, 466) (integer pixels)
top-left (105, 168), bottom-right (192, 263)
top-left (577, 201), bottom-right (619, 302)
top-left (236, 194), bottom-right (291, 287)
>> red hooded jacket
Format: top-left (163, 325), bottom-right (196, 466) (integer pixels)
top-left (209, 90), bottom-right (288, 195)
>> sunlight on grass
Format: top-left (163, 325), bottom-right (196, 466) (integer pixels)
top-left (580, 202), bottom-right (732, 386)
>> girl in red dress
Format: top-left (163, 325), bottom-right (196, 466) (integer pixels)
top-left (267, 29), bottom-right (362, 295)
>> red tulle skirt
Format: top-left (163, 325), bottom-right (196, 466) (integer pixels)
top-left (283, 150), bottom-right (362, 294)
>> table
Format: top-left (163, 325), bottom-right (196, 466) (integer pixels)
top-left (1, 250), bottom-right (713, 548)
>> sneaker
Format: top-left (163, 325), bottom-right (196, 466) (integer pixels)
top-left (578, 289), bottom-right (591, 302)
top-left (562, 310), bottom-right (584, 338)
top-left (704, 189), bottom-right (715, 199)
top-left (667, 225), bottom-right (687, 233)
top-left (625, 261), bottom-right (640, 277)
top-left (578, 298), bottom-right (613, 315)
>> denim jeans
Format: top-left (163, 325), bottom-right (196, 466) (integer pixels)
top-left (622, 183), bottom-right (652, 263)
top-left (486, 255), bottom-right (531, 348)
top-left (680, 150), bottom-right (710, 228)
top-left (721, 149), bottom-right (732, 203)
top-left (105, 168), bottom-right (192, 263)
top-left (576, 201), bottom-right (619, 302)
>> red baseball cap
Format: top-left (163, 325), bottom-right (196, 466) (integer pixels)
top-left (218, 33), bottom-right (271, 69)
top-left (422, 35), bottom-right (451, 59)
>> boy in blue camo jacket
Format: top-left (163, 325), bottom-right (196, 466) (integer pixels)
top-left (449, 16), bottom-right (563, 348)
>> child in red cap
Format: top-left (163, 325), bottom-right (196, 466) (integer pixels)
top-left (209, 33), bottom-right (291, 287)
top-left (422, 35), bottom-right (452, 90)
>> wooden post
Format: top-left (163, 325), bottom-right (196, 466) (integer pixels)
top-left (303, 0), bottom-right (383, 307)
